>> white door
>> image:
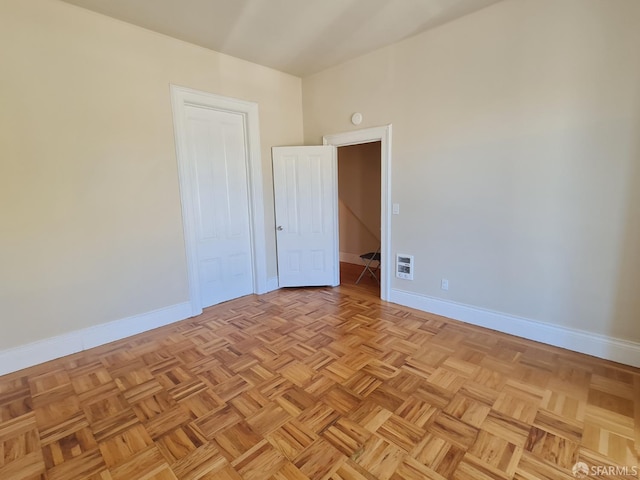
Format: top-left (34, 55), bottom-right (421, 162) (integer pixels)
top-left (184, 105), bottom-right (254, 307)
top-left (272, 146), bottom-right (339, 287)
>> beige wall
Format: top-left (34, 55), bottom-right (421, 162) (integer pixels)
top-left (0, 0), bottom-right (303, 349)
top-left (338, 143), bottom-right (381, 258)
top-left (303, 0), bottom-right (640, 342)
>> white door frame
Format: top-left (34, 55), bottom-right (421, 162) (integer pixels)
top-left (170, 85), bottom-right (268, 316)
top-left (323, 125), bottom-right (392, 301)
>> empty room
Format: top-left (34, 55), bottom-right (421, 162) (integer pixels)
top-left (1, 0), bottom-right (638, 479)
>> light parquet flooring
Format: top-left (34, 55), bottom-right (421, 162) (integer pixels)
top-left (1, 277), bottom-right (639, 479)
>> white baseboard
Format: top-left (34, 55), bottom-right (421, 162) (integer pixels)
top-left (266, 276), bottom-right (280, 293)
top-left (0, 302), bottom-right (192, 377)
top-left (390, 289), bottom-right (640, 368)
top-left (340, 252), bottom-right (365, 265)
top-left (5, 290), bottom-right (637, 376)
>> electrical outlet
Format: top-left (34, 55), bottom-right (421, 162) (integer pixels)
top-left (441, 279), bottom-right (449, 291)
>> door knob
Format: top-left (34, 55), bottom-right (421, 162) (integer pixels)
top-left (277, 225), bottom-right (283, 231)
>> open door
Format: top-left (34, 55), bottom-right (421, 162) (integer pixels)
top-left (272, 146), bottom-right (339, 287)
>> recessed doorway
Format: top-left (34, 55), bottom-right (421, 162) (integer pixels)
top-left (337, 142), bottom-right (381, 295)
top-left (324, 125), bottom-right (392, 300)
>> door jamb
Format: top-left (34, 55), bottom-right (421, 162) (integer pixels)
top-left (170, 85), bottom-right (268, 316)
top-left (323, 125), bottom-right (392, 301)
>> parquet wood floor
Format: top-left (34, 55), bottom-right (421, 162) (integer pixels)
top-left (1, 272), bottom-right (638, 479)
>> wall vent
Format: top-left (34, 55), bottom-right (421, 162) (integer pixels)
top-left (396, 254), bottom-right (414, 280)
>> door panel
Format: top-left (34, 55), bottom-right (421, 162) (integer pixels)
top-left (185, 105), bottom-right (253, 307)
top-left (273, 146), bottom-right (338, 287)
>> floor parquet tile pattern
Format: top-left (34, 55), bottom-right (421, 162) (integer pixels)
top-left (0, 265), bottom-right (638, 479)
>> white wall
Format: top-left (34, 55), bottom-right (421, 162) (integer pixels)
top-left (0, 0), bottom-right (303, 351)
top-left (303, 0), bottom-right (640, 348)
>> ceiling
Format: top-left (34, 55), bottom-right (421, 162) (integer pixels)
top-left (60, 0), bottom-right (503, 77)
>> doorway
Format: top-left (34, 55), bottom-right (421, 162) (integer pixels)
top-left (324, 125), bottom-right (392, 301)
top-left (337, 142), bottom-right (381, 295)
